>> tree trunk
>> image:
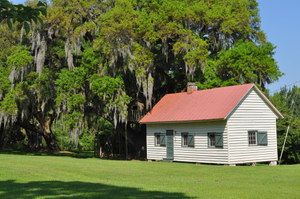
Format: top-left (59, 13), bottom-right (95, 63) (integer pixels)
top-left (42, 130), bottom-right (60, 151)
top-left (35, 111), bottom-right (60, 151)
top-left (0, 122), bottom-right (4, 150)
top-left (17, 117), bottom-right (60, 151)
top-left (25, 129), bottom-right (42, 149)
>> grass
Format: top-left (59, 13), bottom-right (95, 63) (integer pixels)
top-left (0, 149), bottom-right (94, 158)
top-left (0, 151), bottom-right (300, 198)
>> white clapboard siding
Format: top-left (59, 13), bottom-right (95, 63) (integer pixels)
top-left (227, 88), bottom-right (278, 164)
top-left (147, 121), bottom-right (229, 163)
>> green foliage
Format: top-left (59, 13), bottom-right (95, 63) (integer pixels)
top-left (47, 39), bottom-right (65, 58)
top-left (130, 43), bottom-right (154, 69)
top-left (95, 0), bottom-right (278, 108)
top-left (78, 130), bottom-right (94, 151)
top-left (91, 75), bottom-right (131, 115)
top-left (0, 0), bottom-right (284, 154)
top-left (64, 111), bottom-right (83, 129)
top-left (0, 0), bottom-right (47, 34)
top-left (0, 65), bottom-right (11, 95)
top-left (80, 42), bottom-right (102, 74)
top-left (194, 59), bottom-right (239, 90)
top-left (0, 94), bottom-right (17, 117)
top-left (1, 128), bottom-right (25, 149)
top-left (6, 46), bottom-right (33, 69)
top-left (56, 67), bottom-right (87, 111)
top-left (51, 116), bottom-right (116, 151)
top-left (216, 41), bottom-right (283, 89)
top-left (271, 86), bottom-right (300, 164)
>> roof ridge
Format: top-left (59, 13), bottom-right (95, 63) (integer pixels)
top-left (164, 83), bottom-right (255, 96)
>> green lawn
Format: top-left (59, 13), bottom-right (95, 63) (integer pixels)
top-left (0, 152), bottom-right (299, 198)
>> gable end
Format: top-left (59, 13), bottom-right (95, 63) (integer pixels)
top-left (225, 85), bottom-right (284, 120)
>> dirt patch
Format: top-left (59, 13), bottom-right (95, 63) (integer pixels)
top-left (17, 148), bottom-right (76, 154)
top-left (36, 149), bottom-right (75, 154)
top-left (55, 151), bottom-right (76, 154)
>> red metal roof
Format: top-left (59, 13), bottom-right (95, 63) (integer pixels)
top-left (139, 83), bottom-right (255, 123)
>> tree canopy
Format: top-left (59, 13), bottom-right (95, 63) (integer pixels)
top-left (0, 0), bottom-right (284, 156)
top-left (0, 0), bottom-right (47, 33)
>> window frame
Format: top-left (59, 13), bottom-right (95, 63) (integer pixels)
top-left (154, 133), bottom-right (165, 146)
top-left (248, 130), bottom-right (257, 145)
top-left (181, 133), bottom-right (188, 146)
top-left (207, 132), bottom-right (223, 148)
top-left (248, 130), bottom-right (268, 146)
top-left (208, 133), bottom-right (216, 147)
top-left (181, 132), bottom-right (194, 147)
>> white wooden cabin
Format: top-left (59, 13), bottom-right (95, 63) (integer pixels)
top-left (139, 83), bottom-right (284, 166)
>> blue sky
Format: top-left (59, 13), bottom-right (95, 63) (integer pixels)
top-left (258, 0), bottom-right (300, 93)
top-left (12, 0), bottom-right (299, 94)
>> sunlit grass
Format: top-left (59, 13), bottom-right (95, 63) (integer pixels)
top-left (0, 152), bottom-right (299, 198)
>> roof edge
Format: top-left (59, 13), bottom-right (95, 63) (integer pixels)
top-left (224, 84), bottom-right (255, 119)
top-left (252, 85), bottom-right (284, 119)
top-left (139, 118), bottom-right (226, 124)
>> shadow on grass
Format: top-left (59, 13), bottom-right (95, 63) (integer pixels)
top-left (0, 150), bottom-right (94, 159)
top-left (0, 180), bottom-right (194, 199)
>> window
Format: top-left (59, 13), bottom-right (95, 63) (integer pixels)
top-left (155, 133), bottom-right (165, 146)
top-left (208, 133), bottom-right (215, 147)
top-left (248, 131), bottom-right (256, 145)
top-left (181, 133), bottom-right (194, 147)
top-left (208, 133), bottom-right (223, 147)
top-left (248, 131), bottom-right (268, 145)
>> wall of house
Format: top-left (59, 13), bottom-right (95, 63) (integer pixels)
top-left (227, 88), bottom-right (279, 164)
top-left (146, 120), bottom-right (229, 164)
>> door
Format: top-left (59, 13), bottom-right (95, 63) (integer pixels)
top-left (166, 130), bottom-right (174, 159)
